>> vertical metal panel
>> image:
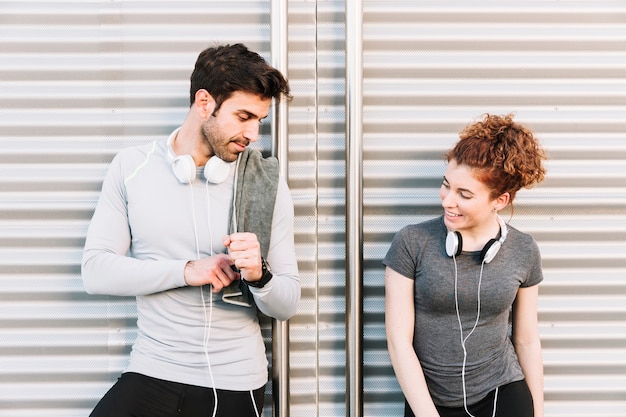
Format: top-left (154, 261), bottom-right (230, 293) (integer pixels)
top-left (345, 1), bottom-right (364, 417)
top-left (287, 1), bottom-right (349, 416)
top-left (270, 1), bottom-right (291, 416)
top-left (0, 2), bottom-right (277, 416)
top-left (361, 2), bottom-right (626, 416)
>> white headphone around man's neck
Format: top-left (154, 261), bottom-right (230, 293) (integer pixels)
top-left (166, 129), bottom-right (232, 185)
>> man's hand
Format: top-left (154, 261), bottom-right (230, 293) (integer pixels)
top-left (223, 232), bottom-right (263, 283)
top-left (183, 253), bottom-right (240, 292)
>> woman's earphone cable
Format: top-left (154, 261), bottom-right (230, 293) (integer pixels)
top-left (453, 253), bottom-right (498, 417)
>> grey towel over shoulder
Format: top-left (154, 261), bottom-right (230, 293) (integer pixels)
top-left (223, 148), bottom-right (279, 307)
top-left (230, 148), bottom-right (279, 258)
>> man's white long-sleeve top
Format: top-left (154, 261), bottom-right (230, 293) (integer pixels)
top-left (81, 133), bottom-right (300, 391)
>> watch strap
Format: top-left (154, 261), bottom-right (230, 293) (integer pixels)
top-left (243, 257), bottom-right (273, 288)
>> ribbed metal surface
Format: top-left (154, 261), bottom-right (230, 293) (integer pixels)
top-left (1, 1), bottom-right (625, 417)
top-left (288, 1), bottom-right (349, 416)
top-left (361, 2), bottom-right (626, 417)
top-left (0, 2), bottom-right (278, 416)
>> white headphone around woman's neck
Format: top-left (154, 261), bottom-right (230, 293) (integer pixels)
top-left (445, 215), bottom-right (508, 263)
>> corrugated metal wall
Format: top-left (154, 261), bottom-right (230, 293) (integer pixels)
top-left (290, 1), bottom-right (348, 414)
top-left (0, 2), bottom-right (285, 416)
top-left (0, 1), bottom-right (625, 417)
top-left (360, 2), bottom-right (626, 417)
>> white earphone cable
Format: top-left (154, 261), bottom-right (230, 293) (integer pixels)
top-left (201, 287), bottom-right (218, 417)
top-left (190, 181), bottom-right (219, 417)
top-left (189, 184), bottom-right (201, 261)
top-left (453, 254), bottom-right (498, 417)
top-left (228, 155), bottom-right (260, 417)
top-left (231, 155), bottom-right (241, 233)
top-left (196, 155), bottom-right (249, 416)
top-left (203, 179), bottom-right (219, 417)
top-left (249, 389), bottom-right (261, 417)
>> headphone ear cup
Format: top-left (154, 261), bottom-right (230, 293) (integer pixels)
top-left (446, 231), bottom-right (463, 257)
top-left (204, 156), bottom-right (231, 184)
top-left (171, 155), bottom-right (196, 184)
top-left (481, 238), bottom-right (501, 264)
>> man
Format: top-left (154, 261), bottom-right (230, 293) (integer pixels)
top-left (82, 43), bottom-right (300, 417)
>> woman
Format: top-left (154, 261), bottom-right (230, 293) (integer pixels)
top-left (384, 113), bottom-right (546, 417)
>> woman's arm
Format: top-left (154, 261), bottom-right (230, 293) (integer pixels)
top-left (512, 285), bottom-right (544, 417)
top-left (385, 267), bottom-right (440, 417)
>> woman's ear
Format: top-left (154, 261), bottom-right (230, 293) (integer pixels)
top-left (494, 192), bottom-right (510, 210)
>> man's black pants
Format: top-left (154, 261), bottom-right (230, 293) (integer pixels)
top-left (89, 372), bottom-right (265, 417)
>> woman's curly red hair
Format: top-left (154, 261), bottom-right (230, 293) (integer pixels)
top-left (446, 113), bottom-right (547, 203)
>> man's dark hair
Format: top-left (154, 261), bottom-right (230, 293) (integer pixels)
top-left (189, 43), bottom-right (291, 114)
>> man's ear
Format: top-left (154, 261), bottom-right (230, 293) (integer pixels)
top-left (194, 89), bottom-right (215, 117)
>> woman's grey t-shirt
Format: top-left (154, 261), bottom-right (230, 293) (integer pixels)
top-left (383, 216), bottom-right (543, 407)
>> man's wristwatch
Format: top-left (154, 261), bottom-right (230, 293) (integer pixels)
top-left (243, 257), bottom-right (273, 288)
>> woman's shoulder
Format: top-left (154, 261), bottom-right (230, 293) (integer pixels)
top-left (395, 216), bottom-right (445, 241)
top-left (504, 222), bottom-right (541, 254)
top-left (505, 222), bottom-right (537, 243)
